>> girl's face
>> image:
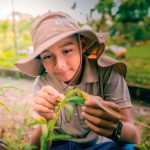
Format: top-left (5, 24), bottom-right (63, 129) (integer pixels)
top-left (40, 36), bottom-right (81, 83)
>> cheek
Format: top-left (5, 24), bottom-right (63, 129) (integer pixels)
top-left (72, 54), bottom-right (81, 70)
top-left (43, 63), bottom-right (54, 73)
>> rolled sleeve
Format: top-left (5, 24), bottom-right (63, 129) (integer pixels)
top-left (104, 68), bottom-right (132, 108)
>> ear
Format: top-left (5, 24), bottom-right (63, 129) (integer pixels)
top-left (80, 36), bottom-right (96, 53)
top-left (80, 37), bottom-right (87, 53)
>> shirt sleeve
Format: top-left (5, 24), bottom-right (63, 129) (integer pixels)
top-left (104, 67), bottom-right (132, 108)
top-left (32, 76), bottom-right (44, 96)
top-left (31, 76), bottom-right (45, 122)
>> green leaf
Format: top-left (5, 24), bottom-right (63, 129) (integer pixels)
top-left (0, 85), bottom-right (23, 92)
top-left (65, 88), bottom-right (78, 98)
top-left (0, 101), bottom-right (10, 112)
top-left (42, 124), bottom-right (48, 138)
top-left (66, 96), bottom-right (85, 106)
top-left (17, 127), bottom-right (22, 141)
top-left (65, 104), bottom-right (73, 122)
top-left (27, 120), bottom-right (39, 127)
top-left (48, 134), bottom-right (72, 140)
top-left (48, 119), bottom-right (56, 129)
top-left (41, 133), bottom-right (49, 150)
top-left (28, 117), bottom-right (47, 127)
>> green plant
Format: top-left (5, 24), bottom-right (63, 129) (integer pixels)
top-left (0, 85), bottom-right (22, 112)
top-left (0, 85), bottom-right (35, 150)
top-left (30, 88), bottom-right (87, 150)
top-left (29, 88), bottom-right (124, 150)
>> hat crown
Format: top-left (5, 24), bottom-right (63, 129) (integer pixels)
top-left (31, 11), bottom-right (80, 52)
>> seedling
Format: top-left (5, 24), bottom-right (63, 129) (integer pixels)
top-left (31, 88), bottom-right (123, 150)
top-left (0, 86), bottom-right (22, 112)
top-left (30, 88), bottom-right (87, 150)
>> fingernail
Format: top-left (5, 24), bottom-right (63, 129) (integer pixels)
top-left (82, 106), bottom-right (85, 110)
top-left (81, 112), bottom-right (85, 117)
top-left (52, 113), bottom-right (56, 118)
top-left (50, 110), bottom-right (54, 113)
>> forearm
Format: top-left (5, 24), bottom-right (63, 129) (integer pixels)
top-left (118, 121), bottom-right (140, 144)
top-left (31, 125), bottom-right (42, 147)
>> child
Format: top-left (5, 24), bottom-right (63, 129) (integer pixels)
top-left (16, 11), bottom-right (139, 150)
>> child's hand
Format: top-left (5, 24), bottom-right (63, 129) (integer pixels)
top-left (81, 95), bottom-right (122, 138)
top-left (33, 86), bottom-right (64, 120)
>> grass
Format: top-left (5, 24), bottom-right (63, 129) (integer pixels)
top-left (126, 42), bottom-right (150, 86)
top-left (105, 41), bottom-right (150, 87)
top-left (132, 100), bottom-right (150, 150)
top-left (0, 50), bottom-right (27, 69)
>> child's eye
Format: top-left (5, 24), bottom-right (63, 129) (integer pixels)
top-left (63, 49), bottom-right (72, 54)
top-left (41, 55), bottom-right (52, 60)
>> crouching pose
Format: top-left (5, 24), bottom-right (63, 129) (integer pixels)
top-left (16, 11), bottom-right (139, 150)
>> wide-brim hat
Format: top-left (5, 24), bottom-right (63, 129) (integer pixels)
top-left (15, 11), bottom-right (108, 77)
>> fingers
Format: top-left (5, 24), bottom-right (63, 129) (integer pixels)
top-left (34, 97), bottom-right (55, 110)
top-left (85, 98), bottom-right (120, 112)
top-left (84, 97), bottom-right (122, 120)
top-left (82, 111), bottom-right (116, 130)
top-left (33, 86), bottom-right (64, 120)
top-left (85, 119), bottom-right (113, 137)
top-left (33, 102), bottom-right (56, 120)
top-left (42, 86), bottom-right (64, 99)
top-left (33, 103), bottom-right (53, 113)
top-left (102, 101), bottom-right (120, 112)
top-left (82, 106), bottom-right (116, 121)
top-left (39, 112), bottom-right (56, 120)
top-left (36, 90), bottom-right (58, 106)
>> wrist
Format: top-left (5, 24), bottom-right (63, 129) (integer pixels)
top-left (110, 121), bottom-right (123, 142)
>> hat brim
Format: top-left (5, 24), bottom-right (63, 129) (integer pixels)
top-left (15, 29), bottom-right (106, 77)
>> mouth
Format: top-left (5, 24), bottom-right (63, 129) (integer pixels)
top-left (54, 70), bottom-right (70, 76)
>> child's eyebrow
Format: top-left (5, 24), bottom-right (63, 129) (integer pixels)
top-left (60, 42), bottom-right (74, 48)
top-left (41, 42), bottom-right (74, 54)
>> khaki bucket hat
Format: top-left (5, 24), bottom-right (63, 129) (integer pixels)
top-left (15, 11), bottom-right (108, 77)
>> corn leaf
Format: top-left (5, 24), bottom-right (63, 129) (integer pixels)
top-left (0, 89), bottom-right (4, 96)
top-left (41, 129), bottom-right (49, 150)
top-left (42, 124), bottom-right (49, 138)
top-left (65, 104), bottom-right (73, 122)
top-left (66, 96), bottom-right (84, 106)
top-left (0, 101), bottom-right (10, 112)
top-left (48, 119), bottom-right (56, 129)
top-left (28, 117), bottom-right (47, 127)
top-left (0, 85), bottom-right (23, 92)
top-left (65, 88), bottom-right (77, 98)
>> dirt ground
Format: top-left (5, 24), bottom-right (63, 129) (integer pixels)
top-left (0, 76), bottom-right (150, 147)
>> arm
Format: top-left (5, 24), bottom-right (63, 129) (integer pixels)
top-left (119, 108), bottom-right (139, 144)
top-left (31, 86), bottom-right (64, 147)
top-left (31, 125), bottom-right (42, 147)
top-left (82, 97), bottom-right (140, 144)
top-left (81, 65), bottom-right (140, 144)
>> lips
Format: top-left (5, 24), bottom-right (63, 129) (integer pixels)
top-left (54, 69), bottom-right (70, 76)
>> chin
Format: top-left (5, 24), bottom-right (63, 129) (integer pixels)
top-left (58, 77), bottom-right (72, 83)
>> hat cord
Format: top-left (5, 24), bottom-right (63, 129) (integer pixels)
top-left (64, 34), bottom-right (83, 91)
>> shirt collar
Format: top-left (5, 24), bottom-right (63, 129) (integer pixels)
top-left (81, 57), bottom-right (98, 83)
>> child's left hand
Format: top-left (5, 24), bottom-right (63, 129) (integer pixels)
top-left (81, 95), bottom-right (122, 138)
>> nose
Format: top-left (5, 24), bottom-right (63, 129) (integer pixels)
top-left (54, 57), bottom-right (66, 69)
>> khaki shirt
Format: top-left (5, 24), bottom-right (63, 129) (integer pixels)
top-left (33, 56), bottom-right (132, 144)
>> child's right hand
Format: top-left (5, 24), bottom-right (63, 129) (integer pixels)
top-left (33, 86), bottom-right (64, 120)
